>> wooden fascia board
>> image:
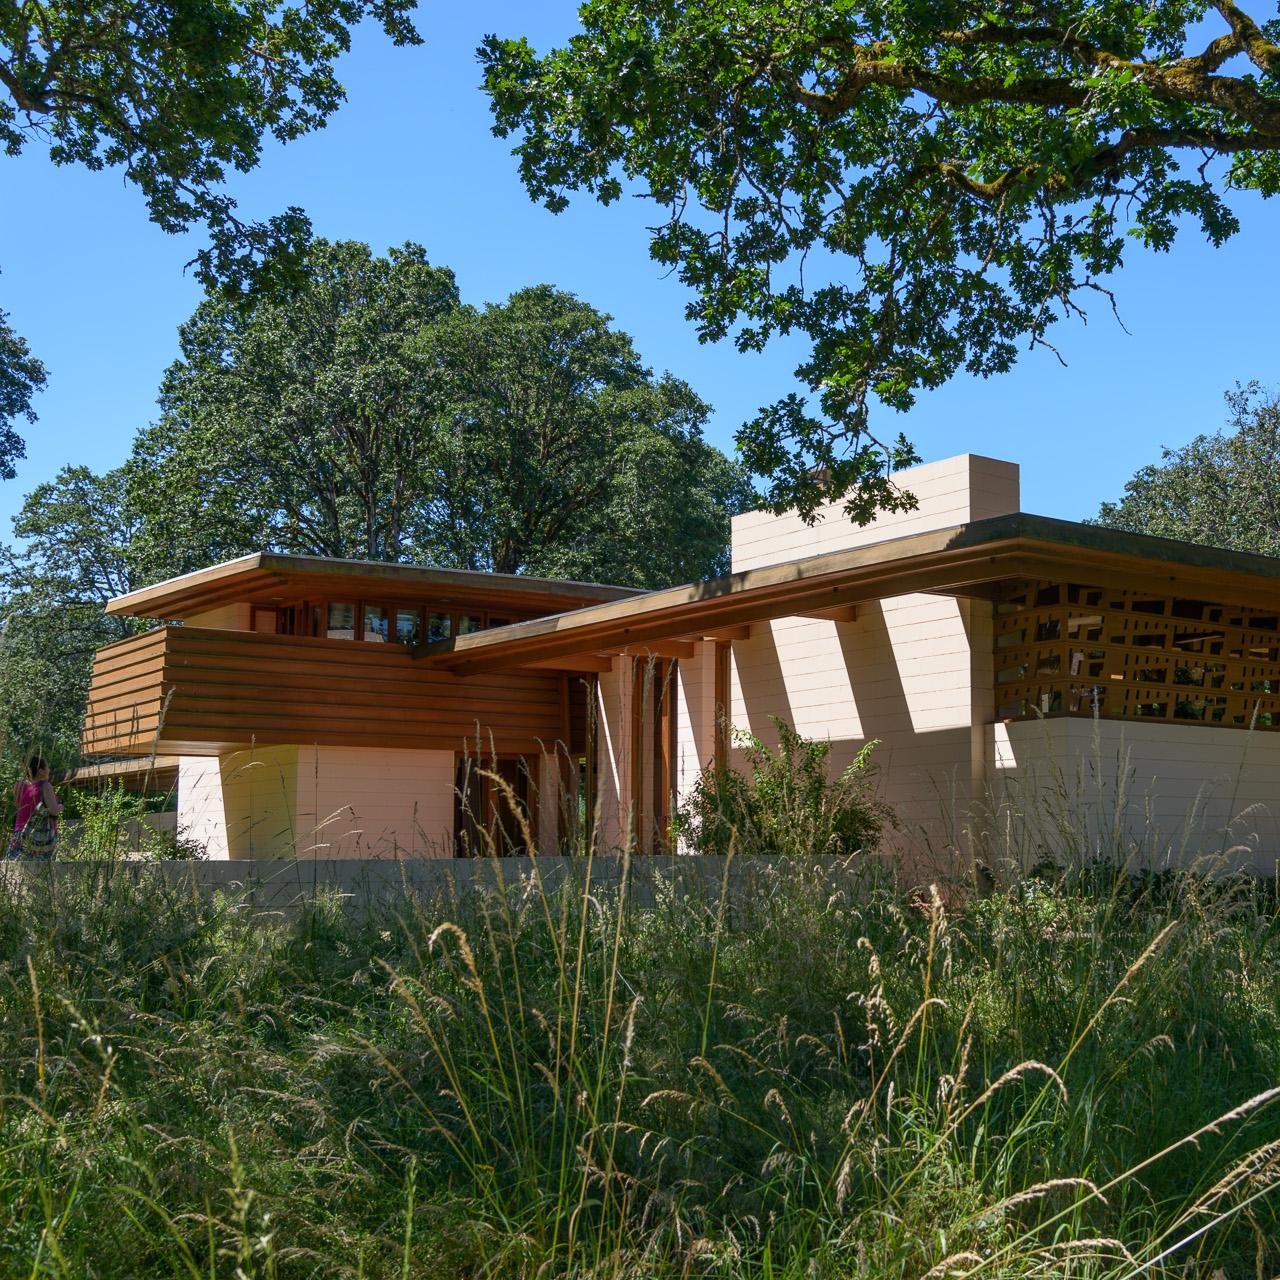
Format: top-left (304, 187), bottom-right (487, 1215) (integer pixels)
top-left (520, 655), bottom-right (615, 673)
top-left (106, 553), bottom-right (640, 620)
top-left (434, 544), bottom-right (1030, 675)
top-left (106, 557), bottom-right (267, 616)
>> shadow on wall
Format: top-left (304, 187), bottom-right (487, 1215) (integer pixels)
top-left (180, 746), bottom-right (456, 860)
top-left (731, 601), bottom-right (974, 881)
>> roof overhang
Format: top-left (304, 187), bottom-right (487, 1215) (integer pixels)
top-left (106, 553), bottom-right (642, 620)
top-left (414, 514), bottom-right (1280, 675)
top-left (66, 756), bottom-right (181, 791)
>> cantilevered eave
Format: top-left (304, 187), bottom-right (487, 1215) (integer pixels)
top-left (414, 513), bottom-right (1280, 675)
top-left (105, 551), bottom-right (643, 620)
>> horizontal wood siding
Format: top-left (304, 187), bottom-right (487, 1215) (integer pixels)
top-left (83, 626), bottom-right (575, 758)
top-left (83, 629), bottom-right (170, 755)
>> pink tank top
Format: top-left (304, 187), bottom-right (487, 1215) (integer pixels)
top-left (14, 780), bottom-right (44, 833)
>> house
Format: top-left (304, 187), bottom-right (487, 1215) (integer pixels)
top-left (82, 454), bottom-right (1280, 873)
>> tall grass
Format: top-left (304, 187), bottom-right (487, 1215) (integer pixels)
top-left (0, 852), bottom-right (1277, 1278)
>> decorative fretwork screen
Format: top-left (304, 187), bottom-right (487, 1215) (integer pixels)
top-left (994, 580), bottom-right (1280, 729)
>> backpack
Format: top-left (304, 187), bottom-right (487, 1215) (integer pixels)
top-left (19, 786), bottom-right (56, 857)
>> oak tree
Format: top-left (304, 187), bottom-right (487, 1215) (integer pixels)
top-left (482, 0), bottom-right (1280, 520)
top-left (1096, 382), bottom-right (1280, 553)
top-left (139, 240), bottom-right (461, 564)
top-left (0, 0), bottom-right (420, 474)
top-left (416, 284), bottom-right (754, 585)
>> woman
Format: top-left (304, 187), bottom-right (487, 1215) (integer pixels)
top-left (7, 755), bottom-right (63, 858)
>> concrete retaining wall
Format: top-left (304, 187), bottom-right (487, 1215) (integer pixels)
top-left (0, 855), bottom-right (870, 920)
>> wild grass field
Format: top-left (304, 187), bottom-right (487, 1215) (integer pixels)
top-left (0, 855), bottom-right (1277, 1279)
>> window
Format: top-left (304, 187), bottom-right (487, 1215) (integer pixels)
top-left (327, 603), bottom-right (356, 640)
top-left (458, 614), bottom-right (482, 635)
top-left (426, 612), bottom-right (452, 643)
top-left (395, 608), bottom-right (421, 645)
top-left (363, 604), bottom-right (389, 643)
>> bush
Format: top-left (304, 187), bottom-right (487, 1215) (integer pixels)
top-left (673, 716), bottom-right (892, 856)
top-left (61, 785), bottom-right (204, 860)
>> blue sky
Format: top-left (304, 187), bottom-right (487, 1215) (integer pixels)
top-left (1, 0), bottom-right (1277, 536)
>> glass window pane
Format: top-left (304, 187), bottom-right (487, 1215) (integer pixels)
top-left (458, 614), bottom-right (482, 635)
top-left (395, 608), bottom-right (420, 645)
top-left (486, 616), bottom-right (511, 629)
top-left (363, 604), bottom-right (389, 643)
top-left (426, 612), bottom-right (452, 643)
top-left (327, 603), bottom-right (355, 640)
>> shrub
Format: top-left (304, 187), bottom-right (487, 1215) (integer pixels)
top-left (673, 716), bottom-right (892, 856)
top-left (62, 785), bottom-right (204, 860)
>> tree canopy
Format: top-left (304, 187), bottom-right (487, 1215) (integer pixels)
top-left (140, 240), bottom-right (461, 565)
top-left (0, 465), bottom-right (141, 778)
top-left (0, 0), bottom-right (420, 477)
top-left (482, 0), bottom-right (1280, 521)
top-left (137, 243), bottom-right (752, 582)
top-left (1095, 383), bottom-right (1280, 554)
top-left (414, 284), bottom-right (754, 585)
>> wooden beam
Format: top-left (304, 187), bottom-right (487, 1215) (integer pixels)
top-left (693, 624), bottom-right (752, 642)
top-left (796, 604), bottom-right (858, 623)
top-left (439, 550), bottom-right (1031, 675)
top-left (622, 639), bottom-right (696, 660)
top-left (520, 654), bottom-right (615, 673)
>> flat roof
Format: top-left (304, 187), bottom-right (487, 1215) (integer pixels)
top-left (413, 513), bottom-right (1280, 674)
top-left (107, 552), bottom-right (643, 620)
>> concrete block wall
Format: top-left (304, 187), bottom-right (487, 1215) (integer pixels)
top-left (725, 455), bottom-right (1022, 871)
top-left (989, 718), bottom-right (1280, 876)
top-left (178, 747), bottom-right (298, 859)
top-left (730, 454), bottom-right (1021, 573)
top-left (293, 746), bottom-right (455, 858)
top-left (674, 641), bottom-right (719, 813)
top-left (179, 744), bottom-right (457, 859)
top-left (594, 657), bottom-right (635, 852)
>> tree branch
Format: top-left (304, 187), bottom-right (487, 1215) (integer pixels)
top-left (1211, 0), bottom-right (1280, 74)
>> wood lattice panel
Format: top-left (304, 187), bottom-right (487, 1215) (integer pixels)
top-left (994, 580), bottom-right (1280, 730)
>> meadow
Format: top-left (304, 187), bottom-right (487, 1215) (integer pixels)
top-left (0, 851), bottom-right (1277, 1279)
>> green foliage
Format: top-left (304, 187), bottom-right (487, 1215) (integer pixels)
top-left (1095, 381), bottom-right (1280, 554)
top-left (133, 250), bottom-right (753, 581)
top-left (0, 860), bottom-right (1277, 1275)
top-left (0, 0), bottom-right (420, 471)
top-left (0, 302), bottom-right (45, 479)
top-left (674, 717), bottom-right (891, 856)
top-left (482, 0), bottom-right (1280, 521)
top-left (0, 467), bottom-right (143, 795)
top-left (60, 785), bottom-right (195, 861)
top-left (413, 282), bottom-right (755, 583)
top-left (138, 239), bottom-right (462, 564)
